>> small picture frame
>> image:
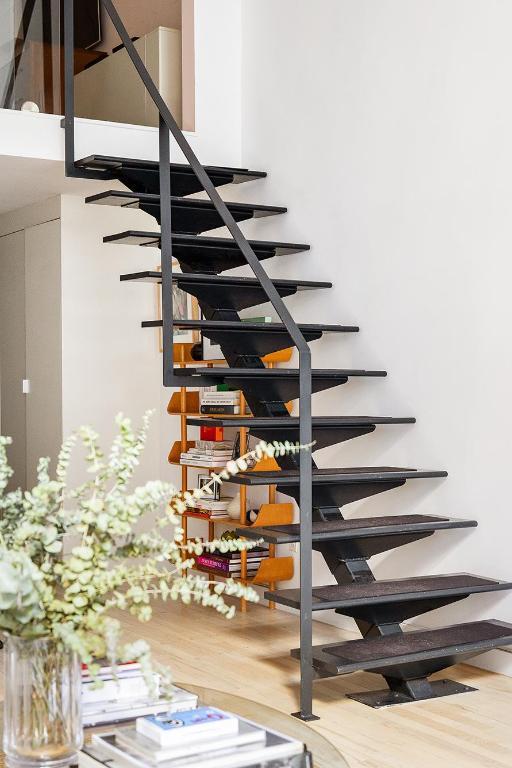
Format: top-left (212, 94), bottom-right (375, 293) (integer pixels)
top-left (198, 474), bottom-right (221, 501)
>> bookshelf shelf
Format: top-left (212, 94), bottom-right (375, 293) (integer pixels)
top-left (169, 342), bottom-right (295, 612)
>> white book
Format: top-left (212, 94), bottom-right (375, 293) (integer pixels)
top-left (82, 675), bottom-right (152, 705)
top-left (136, 707), bottom-right (237, 746)
top-left (115, 721), bottom-right (265, 763)
top-left (83, 688), bottom-right (198, 728)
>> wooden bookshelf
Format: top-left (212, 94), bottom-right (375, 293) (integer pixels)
top-left (169, 342), bottom-right (295, 611)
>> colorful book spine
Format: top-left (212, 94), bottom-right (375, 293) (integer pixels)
top-left (200, 405), bottom-right (241, 415)
top-left (195, 556), bottom-right (264, 572)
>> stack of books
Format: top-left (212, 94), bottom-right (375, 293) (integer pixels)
top-left (200, 387), bottom-right (241, 415)
top-left (81, 702), bottom-right (306, 768)
top-left (194, 497), bottom-right (231, 519)
top-left (81, 661), bottom-right (198, 727)
top-left (180, 440), bottom-right (234, 468)
top-left (195, 547), bottom-right (268, 577)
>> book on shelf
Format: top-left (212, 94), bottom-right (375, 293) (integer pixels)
top-left (196, 498), bottom-right (230, 512)
top-left (195, 440), bottom-right (233, 451)
top-left (194, 558), bottom-right (262, 577)
top-left (241, 316), bottom-right (272, 324)
top-left (180, 457), bottom-right (232, 468)
top-left (86, 709), bottom-right (304, 768)
top-left (200, 400), bottom-right (240, 407)
top-left (200, 405), bottom-right (241, 415)
top-left (201, 391), bottom-right (240, 400)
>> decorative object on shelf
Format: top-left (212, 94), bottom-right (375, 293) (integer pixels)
top-left (199, 424), bottom-right (224, 442)
top-left (231, 431), bottom-right (241, 460)
top-left (190, 341), bottom-right (204, 361)
top-left (227, 493), bottom-right (241, 520)
top-left (198, 474), bottom-right (221, 500)
top-left (0, 414), bottom-right (305, 766)
top-left (248, 508), bottom-right (259, 524)
top-left (20, 101), bottom-right (40, 113)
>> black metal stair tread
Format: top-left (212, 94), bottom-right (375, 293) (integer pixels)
top-left (265, 574), bottom-right (511, 612)
top-left (104, 231), bottom-right (310, 257)
top-left (76, 155), bottom-right (266, 190)
top-left (187, 416), bottom-right (415, 428)
top-left (86, 190), bottom-right (286, 217)
top-left (120, 272), bottom-right (331, 291)
top-left (230, 467), bottom-right (448, 486)
top-left (174, 368), bottom-right (387, 380)
top-left (315, 621), bottom-right (512, 673)
top-left (235, 514), bottom-right (477, 544)
top-left (142, 319), bottom-right (358, 333)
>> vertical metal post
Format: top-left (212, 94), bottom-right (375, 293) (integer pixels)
top-left (159, 116), bottom-right (174, 386)
top-left (294, 349), bottom-right (318, 721)
top-left (63, 0), bottom-right (75, 176)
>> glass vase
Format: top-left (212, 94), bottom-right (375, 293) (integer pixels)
top-left (3, 636), bottom-right (82, 768)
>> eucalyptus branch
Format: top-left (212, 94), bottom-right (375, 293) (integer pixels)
top-left (0, 412), bottom-right (311, 684)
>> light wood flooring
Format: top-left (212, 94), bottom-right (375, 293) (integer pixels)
top-left (2, 601), bottom-right (510, 768)
top-left (117, 601), bottom-right (512, 768)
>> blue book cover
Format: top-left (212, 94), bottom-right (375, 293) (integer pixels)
top-left (136, 707), bottom-right (238, 746)
top-left (144, 707), bottom-right (233, 732)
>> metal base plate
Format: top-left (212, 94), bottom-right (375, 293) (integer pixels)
top-left (347, 679), bottom-right (477, 709)
top-left (291, 711), bottom-right (321, 722)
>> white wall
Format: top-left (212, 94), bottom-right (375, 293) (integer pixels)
top-left (59, 195), bottom-right (164, 490)
top-left (0, 199), bottom-right (62, 491)
top-left (240, 0), bottom-right (512, 674)
top-left (25, 218), bottom-right (62, 488)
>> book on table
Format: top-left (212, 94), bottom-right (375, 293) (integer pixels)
top-left (136, 707), bottom-right (238, 746)
top-left (84, 708), bottom-right (305, 768)
top-left (82, 665), bottom-right (197, 728)
top-left (114, 719), bottom-right (265, 762)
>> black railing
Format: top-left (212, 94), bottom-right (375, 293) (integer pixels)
top-left (63, 0), bottom-right (315, 720)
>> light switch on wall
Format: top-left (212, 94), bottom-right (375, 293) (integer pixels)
top-left (22, 379), bottom-right (31, 395)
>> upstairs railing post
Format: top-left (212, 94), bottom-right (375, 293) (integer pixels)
top-left (297, 350), bottom-right (315, 721)
top-left (63, 0), bottom-right (76, 177)
top-left (159, 117), bottom-right (174, 387)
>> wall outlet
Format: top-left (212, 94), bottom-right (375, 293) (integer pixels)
top-left (289, 542), bottom-right (298, 553)
top-left (22, 379), bottom-right (31, 395)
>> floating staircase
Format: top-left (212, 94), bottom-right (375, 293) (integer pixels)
top-left (64, 0), bottom-right (512, 719)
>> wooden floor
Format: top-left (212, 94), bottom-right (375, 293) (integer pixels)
top-left (113, 600), bottom-right (512, 768)
top-left (2, 602), bottom-right (510, 767)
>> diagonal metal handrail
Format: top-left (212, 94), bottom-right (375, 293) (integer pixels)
top-left (63, 0), bottom-right (315, 720)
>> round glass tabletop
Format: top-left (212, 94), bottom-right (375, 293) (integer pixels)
top-left (0, 687), bottom-right (348, 768)
top-left (179, 682), bottom-right (348, 768)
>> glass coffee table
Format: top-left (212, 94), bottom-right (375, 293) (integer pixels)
top-left (178, 683), bottom-right (348, 768)
top-left (0, 687), bottom-right (348, 768)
